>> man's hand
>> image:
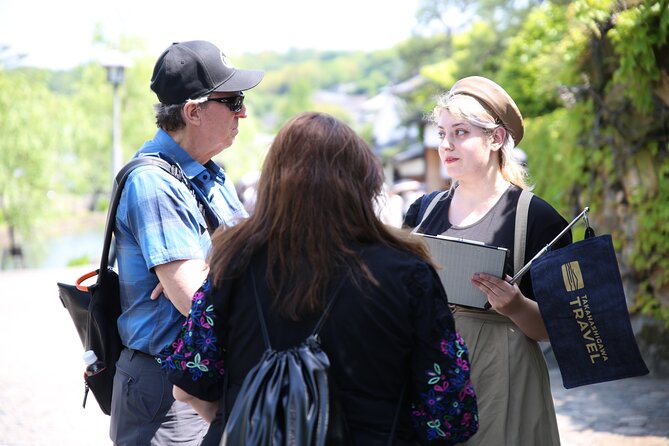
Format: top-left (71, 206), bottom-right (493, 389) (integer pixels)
top-left (173, 385), bottom-right (218, 423)
top-left (154, 260), bottom-right (209, 316)
top-left (150, 283), bottom-right (165, 300)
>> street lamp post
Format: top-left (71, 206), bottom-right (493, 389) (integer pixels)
top-left (102, 51), bottom-right (132, 178)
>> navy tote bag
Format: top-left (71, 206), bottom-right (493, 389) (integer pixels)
top-left (530, 233), bottom-right (649, 388)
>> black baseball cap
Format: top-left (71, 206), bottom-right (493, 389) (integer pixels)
top-left (150, 40), bottom-right (264, 105)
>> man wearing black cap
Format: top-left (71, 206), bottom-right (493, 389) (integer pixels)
top-left (109, 40), bottom-right (263, 445)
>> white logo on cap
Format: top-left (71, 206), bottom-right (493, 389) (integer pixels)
top-left (220, 52), bottom-right (234, 68)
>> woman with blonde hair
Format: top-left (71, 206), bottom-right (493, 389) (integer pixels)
top-left (404, 76), bottom-right (571, 445)
top-left (159, 112), bottom-right (479, 445)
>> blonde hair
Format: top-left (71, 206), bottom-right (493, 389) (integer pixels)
top-left (430, 92), bottom-right (531, 190)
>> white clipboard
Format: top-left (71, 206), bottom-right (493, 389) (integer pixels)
top-left (417, 234), bottom-right (509, 309)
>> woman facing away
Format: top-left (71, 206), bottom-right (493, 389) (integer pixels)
top-left (157, 112), bottom-right (479, 445)
top-left (403, 76), bottom-right (572, 446)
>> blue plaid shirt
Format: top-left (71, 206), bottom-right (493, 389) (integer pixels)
top-left (115, 129), bottom-right (248, 355)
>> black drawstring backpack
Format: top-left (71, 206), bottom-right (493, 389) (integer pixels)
top-left (220, 272), bottom-right (350, 446)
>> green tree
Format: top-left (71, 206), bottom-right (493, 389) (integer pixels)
top-left (565, 0), bottom-right (669, 323)
top-left (0, 69), bottom-right (64, 263)
top-left (501, 0), bottom-right (669, 324)
top-left (59, 63), bottom-right (115, 199)
top-left (496, 2), bottom-right (572, 117)
top-left (417, 0), bottom-right (543, 34)
top-left (420, 21), bottom-right (505, 88)
top-left (274, 77), bottom-right (316, 129)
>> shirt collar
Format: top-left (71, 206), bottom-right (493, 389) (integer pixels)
top-left (138, 129), bottom-right (209, 181)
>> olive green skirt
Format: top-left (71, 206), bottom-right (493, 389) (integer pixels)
top-left (453, 307), bottom-right (561, 446)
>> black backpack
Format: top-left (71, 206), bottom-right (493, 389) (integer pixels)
top-left (220, 272), bottom-right (350, 446)
top-left (57, 155), bottom-right (216, 415)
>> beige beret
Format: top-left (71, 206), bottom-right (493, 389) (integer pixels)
top-left (450, 76), bottom-right (524, 147)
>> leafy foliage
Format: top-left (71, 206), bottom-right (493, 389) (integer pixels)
top-left (497, 3), bottom-right (572, 117)
top-left (608, 0), bottom-right (669, 112)
top-left (510, 0), bottom-right (669, 323)
top-left (421, 21), bottom-right (505, 88)
top-left (0, 70), bottom-right (63, 245)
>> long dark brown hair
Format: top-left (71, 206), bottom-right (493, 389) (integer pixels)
top-left (209, 112), bottom-right (430, 320)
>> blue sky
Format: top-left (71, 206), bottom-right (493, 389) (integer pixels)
top-left (0, 0), bottom-right (420, 69)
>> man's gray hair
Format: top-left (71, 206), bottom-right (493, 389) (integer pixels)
top-left (154, 97), bottom-right (211, 131)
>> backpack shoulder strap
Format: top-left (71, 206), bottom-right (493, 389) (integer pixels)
top-left (310, 277), bottom-right (348, 337)
top-left (103, 156), bottom-right (217, 272)
top-left (412, 190), bottom-right (449, 234)
top-left (134, 155), bottom-right (218, 234)
top-left (513, 188), bottom-right (534, 276)
top-left (99, 157), bottom-right (169, 272)
top-left (250, 273), bottom-right (273, 350)
top-left (249, 271), bottom-right (349, 350)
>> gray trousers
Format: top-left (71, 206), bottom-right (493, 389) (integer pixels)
top-left (110, 348), bottom-right (209, 446)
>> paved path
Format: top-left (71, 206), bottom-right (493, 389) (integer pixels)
top-left (549, 353), bottom-right (669, 446)
top-left (1, 266), bottom-right (668, 445)
top-left (0, 267), bottom-right (111, 446)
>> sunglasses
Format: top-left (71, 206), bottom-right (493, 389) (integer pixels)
top-left (207, 92), bottom-right (245, 112)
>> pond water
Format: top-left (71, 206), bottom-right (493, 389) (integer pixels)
top-left (39, 230), bottom-right (104, 268)
top-left (10, 229), bottom-right (105, 270)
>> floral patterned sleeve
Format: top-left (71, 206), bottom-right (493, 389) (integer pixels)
top-left (156, 277), bottom-right (226, 402)
top-left (408, 264), bottom-right (479, 444)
